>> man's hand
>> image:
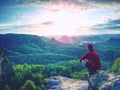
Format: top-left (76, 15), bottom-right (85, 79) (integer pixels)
top-left (79, 59), bottom-right (82, 62)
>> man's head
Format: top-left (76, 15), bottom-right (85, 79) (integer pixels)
top-left (87, 44), bottom-right (93, 51)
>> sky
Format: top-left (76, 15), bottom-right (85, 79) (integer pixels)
top-left (0, 0), bottom-right (120, 36)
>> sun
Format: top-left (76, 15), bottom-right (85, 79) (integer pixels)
top-left (26, 6), bottom-right (97, 36)
top-left (40, 9), bottom-right (87, 36)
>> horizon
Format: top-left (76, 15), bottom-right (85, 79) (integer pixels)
top-left (0, 33), bottom-right (120, 38)
top-left (0, 0), bottom-right (120, 36)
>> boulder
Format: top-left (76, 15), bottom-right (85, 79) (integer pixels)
top-left (46, 76), bottom-right (88, 90)
top-left (46, 71), bottom-right (120, 90)
top-left (0, 58), bottom-right (14, 89)
top-left (89, 71), bottom-right (120, 90)
top-left (89, 71), bottom-right (109, 89)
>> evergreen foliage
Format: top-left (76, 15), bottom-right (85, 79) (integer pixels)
top-left (0, 34), bottom-right (120, 89)
top-left (4, 84), bottom-right (11, 90)
top-left (112, 58), bottom-right (120, 74)
top-left (20, 80), bottom-right (41, 90)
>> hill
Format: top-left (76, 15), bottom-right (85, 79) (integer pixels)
top-left (0, 34), bottom-right (78, 64)
top-left (57, 35), bottom-right (105, 44)
top-left (0, 33), bottom-right (120, 64)
top-left (0, 34), bottom-right (47, 54)
top-left (107, 38), bottom-right (120, 44)
top-left (98, 34), bottom-right (120, 40)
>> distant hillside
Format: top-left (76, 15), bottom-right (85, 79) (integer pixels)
top-left (98, 34), bottom-right (120, 40)
top-left (0, 33), bottom-right (120, 64)
top-left (107, 38), bottom-right (120, 44)
top-left (58, 35), bottom-right (77, 44)
top-left (0, 34), bottom-right (47, 55)
top-left (57, 35), bottom-right (105, 44)
top-left (0, 34), bottom-right (77, 64)
top-left (0, 34), bottom-right (66, 55)
top-left (78, 35), bottom-right (105, 42)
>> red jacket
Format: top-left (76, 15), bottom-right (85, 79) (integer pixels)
top-left (80, 50), bottom-right (101, 71)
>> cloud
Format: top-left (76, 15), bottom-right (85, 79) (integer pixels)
top-left (108, 19), bottom-right (120, 25)
top-left (0, 22), bottom-right (44, 30)
top-left (0, 24), bottom-right (28, 32)
top-left (42, 21), bottom-right (54, 25)
top-left (0, 21), bottom-right (54, 34)
top-left (1, 0), bottom-right (120, 10)
top-left (1, 0), bottom-right (120, 35)
top-left (92, 19), bottom-right (120, 31)
top-left (88, 0), bottom-right (120, 4)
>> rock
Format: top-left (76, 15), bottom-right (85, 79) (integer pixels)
top-left (85, 70), bottom-right (120, 90)
top-left (100, 76), bottom-right (120, 90)
top-left (0, 58), bottom-right (14, 89)
top-left (46, 76), bottom-right (88, 90)
top-left (89, 71), bottom-right (109, 88)
top-left (113, 77), bottom-right (120, 90)
top-left (46, 71), bottom-right (120, 90)
top-left (46, 76), bottom-right (61, 90)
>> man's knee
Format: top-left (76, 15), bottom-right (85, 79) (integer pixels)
top-left (81, 59), bottom-right (88, 66)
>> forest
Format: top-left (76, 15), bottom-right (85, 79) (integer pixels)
top-left (0, 34), bottom-right (120, 90)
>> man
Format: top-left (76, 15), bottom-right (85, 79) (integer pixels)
top-left (79, 44), bottom-right (101, 75)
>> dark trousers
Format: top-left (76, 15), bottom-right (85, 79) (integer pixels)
top-left (85, 62), bottom-right (96, 75)
top-left (85, 62), bottom-right (99, 90)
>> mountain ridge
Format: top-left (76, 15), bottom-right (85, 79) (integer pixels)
top-left (0, 33), bottom-right (120, 64)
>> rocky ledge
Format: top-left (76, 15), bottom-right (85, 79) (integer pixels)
top-left (46, 71), bottom-right (120, 90)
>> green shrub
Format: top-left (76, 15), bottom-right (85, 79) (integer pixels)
top-left (70, 69), bottom-right (87, 80)
top-left (112, 58), bottom-right (120, 74)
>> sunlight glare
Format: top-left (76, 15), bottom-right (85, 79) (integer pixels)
top-left (26, 6), bottom-right (98, 36)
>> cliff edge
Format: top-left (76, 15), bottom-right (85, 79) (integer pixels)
top-left (46, 71), bottom-right (120, 90)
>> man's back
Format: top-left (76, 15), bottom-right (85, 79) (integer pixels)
top-left (80, 44), bottom-right (101, 72)
top-left (87, 50), bottom-right (101, 71)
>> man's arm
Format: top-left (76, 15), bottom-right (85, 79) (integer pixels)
top-left (79, 52), bottom-right (89, 62)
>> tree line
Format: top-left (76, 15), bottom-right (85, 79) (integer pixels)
top-left (2, 58), bottom-right (120, 90)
